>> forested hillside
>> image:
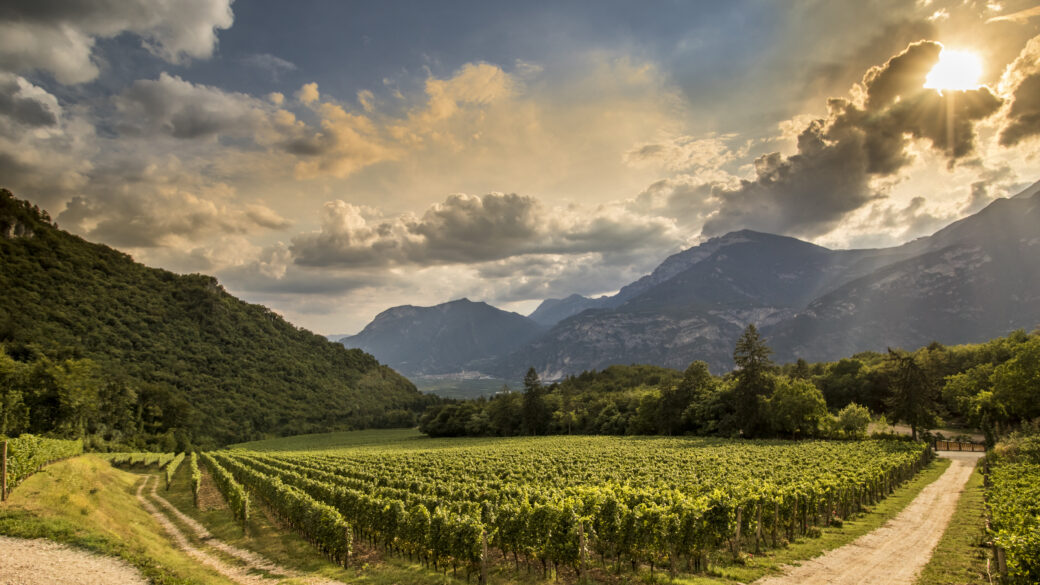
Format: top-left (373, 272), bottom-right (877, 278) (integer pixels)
top-left (0, 189), bottom-right (432, 449)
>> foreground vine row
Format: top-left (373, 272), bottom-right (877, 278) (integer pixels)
top-left (986, 434), bottom-right (1040, 584)
top-left (2, 434), bottom-right (82, 496)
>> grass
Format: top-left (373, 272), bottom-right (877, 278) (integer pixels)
top-left (914, 463), bottom-right (991, 585)
top-left (228, 428), bottom-right (425, 451)
top-left (0, 454), bottom-right (232, 585)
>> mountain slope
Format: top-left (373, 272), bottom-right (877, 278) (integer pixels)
top-left (0, 189), bottom-right (428, 445)
top-left (767, 190), bottom-right (1040, 362)
top-left (335, 181), bottom-right (1040, 380)
top-left (527, 294), bottom-right (616, 327)
top-left (341, 298), bottom-right (545, 375)
top-left (498, 185), bottom-right (1040, 376)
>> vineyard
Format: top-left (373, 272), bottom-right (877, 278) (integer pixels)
top-left (104, 451), bottom-right (188, 490)
top-left (205, 436), bottom-right (932, 581)
top-left (986, 434), bottom-right (1040, 584)
top-left (1, 434), bottom-right (83, 499)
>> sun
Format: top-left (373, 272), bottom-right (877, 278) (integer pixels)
top-left (924, 49), bottom-right (983, 92)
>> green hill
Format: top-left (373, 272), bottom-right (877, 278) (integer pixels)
top-left (0, 189), bottom-right (432, 448)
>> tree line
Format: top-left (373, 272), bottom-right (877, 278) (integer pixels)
top-left (420, 325), bottom-right (1040, 442)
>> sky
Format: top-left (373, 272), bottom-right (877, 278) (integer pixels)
top-left (2, 0), bottom-right (1040, 334)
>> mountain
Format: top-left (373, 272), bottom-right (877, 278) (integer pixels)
top-left (335, 181), bottom-right (1040, 380)
top-left (0, 189), bottom-right (429, 446)
top-left (494, 183), bottom-right (1040, 377)
top-left (340, 298), bottom-right (545, 376)
top-left (527, 294), bottom-right (616, 327)
top-left (768, 190), bottom-right (1040, 362)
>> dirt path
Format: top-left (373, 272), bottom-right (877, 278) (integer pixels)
top-left (136, 474), bottom-right (346, 585)
top-left (0, 535), bottom-right (148, 585)
top-left (136, 474), bottom-right (288, 585)
top-left (754, 452), bottom-right (983, 585)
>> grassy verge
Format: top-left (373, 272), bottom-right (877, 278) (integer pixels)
top-left (914, 463), bottom-right (990, 585)
top-left (0, 454), bottom-right (232, 585)
top-left (686, 457), bottom-right (953, 585)
top-left (228, 428), bottom-right (424, 452)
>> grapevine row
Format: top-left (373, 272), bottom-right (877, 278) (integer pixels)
top-left (199, 452), bottom-right (249, 530)
top-left (165, 452), bottom-right (186, 490)
top-left (210, 453), bottom-right (353, 566)
top-left (2, 434), bottom-right (82, 495)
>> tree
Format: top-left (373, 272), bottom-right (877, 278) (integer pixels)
top-left (521, 367), bottom-right (550, 435)
top-left (764, 376), bottom-right (828, 438)
top-left (487, 392), bottom-right (522, 436)
top-left (657, 361), bottom-right (713, 435)
top-left (0, 349), bottom-right (27, 436)
top-left (884, 349), bottom-right (940, 440)
top-left (733, 324), bottom-right (774, 437)
top-left (991, 336), bottom-right (1040, 424)
top-left (835, 403), bottom-right (872, 438)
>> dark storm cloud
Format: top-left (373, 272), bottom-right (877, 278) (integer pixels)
top-left (700, 41), bottom-right (1002, 238)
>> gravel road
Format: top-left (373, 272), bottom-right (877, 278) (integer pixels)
top-left (754, 451), bottom-right (984, 585)
top-left (0, 535), bottom-right (148, 585)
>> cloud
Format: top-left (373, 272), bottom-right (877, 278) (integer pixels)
top-left (624, 134), bottom-right (744, 172)
top-left (0, 73), bottom-right (60, 135)
top-left (0, 74), bottom-right (93, 204)
top-left (0, 0), bottom-right (233, 84)
top-left (987, 5), bottom-right (1040, 23)
top-left (242, 53), bottom-right (297, 81)
top-left (418, 62), bottom-right (515, 123)
top-left (698, 41), bottom-right (1002, 238)
top-left (290, 192), bottom-right (682, 269)
top-left (998, 35), bottom-right (1040, 146)
top-left (55, 156), bottom-right (291, 248)
top-left (114, 72), bottom-right (276, 140)
top-left (295, 82), bottom-right (320, 104)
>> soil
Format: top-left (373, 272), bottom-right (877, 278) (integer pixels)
top-left (196, 466), bottom-right (229, 512)
top-left (0, 535), bottom-right (148, 585)
top-left (753, 451), bottom-right (984, 585)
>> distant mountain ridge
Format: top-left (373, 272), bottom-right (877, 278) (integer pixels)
top-left (345, 181), bottom-right (1040, 379)
top-left (340, 298), bottom-right (545, 376)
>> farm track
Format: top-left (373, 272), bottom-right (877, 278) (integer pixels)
top-left (136, 474), bottom-right (346, 585)
top-left (754, 451), bottom-right (983, 585)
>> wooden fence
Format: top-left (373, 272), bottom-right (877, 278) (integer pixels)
top-left (933, 440), bottom-right (985, 452)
